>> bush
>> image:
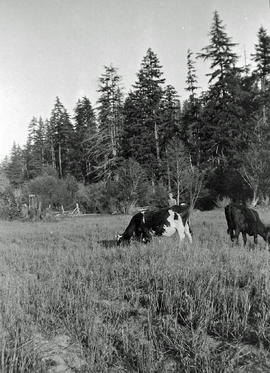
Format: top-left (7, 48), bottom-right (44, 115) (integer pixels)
top-left (145, 183), bottom-right (169, 208)
top-left (24, 174), bottom-right (78, 211)
top-left (0, 186), bottom-right (20, 220)
top-left (76, 182), bottom-right (107, 213)
top-left (75, 159), bottom-right (151, 214)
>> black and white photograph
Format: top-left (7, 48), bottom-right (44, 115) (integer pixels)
top-left (1, 0), bottom-right (270, 371)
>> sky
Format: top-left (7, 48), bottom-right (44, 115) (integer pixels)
top-left (1, 0), bottom-right (270, 160)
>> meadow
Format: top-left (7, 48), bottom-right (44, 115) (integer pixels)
top-left (1, 209), bottom-right (270, 372)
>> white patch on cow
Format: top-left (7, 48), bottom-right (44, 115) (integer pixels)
top-left (162, 210), bottom-right (177, 237)
top-left (174, 212), bottom-right (186, 240)
top-left (167, 210), bottom-right (192, 243)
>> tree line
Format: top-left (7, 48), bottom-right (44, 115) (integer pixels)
top-left (1, 11), bottom-right (270, 216)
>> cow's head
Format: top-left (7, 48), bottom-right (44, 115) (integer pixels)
top-left (116, 234), bottom-right (131, 245)
top-left (116, 234), bottom-right (123, 245)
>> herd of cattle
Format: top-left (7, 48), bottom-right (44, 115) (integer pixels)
top-left (116, 202), bottom-right (270, 248)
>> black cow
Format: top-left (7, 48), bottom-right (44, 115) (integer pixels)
top-left (117, 204), bottom-right (192, 245)
top-left (225, 203), bottom-right (270, 247)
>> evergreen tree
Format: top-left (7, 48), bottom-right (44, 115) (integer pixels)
top-left (122, 48), bottom-right (165, 179)
top-left (43, 119), bottom-right (56, 169)
top-left (198, 11), bottom-right (238, 89)
top-left (160, 85), bottom-right (181, 149)
top-left (182, 50), bottom-right (203, 166)
top-left (95, 65), bottom-right (124, 180)
top-left (252, 27), bottom-right (270, 91)
top-left (4, 143), bottom-right (25, 186)
top-left (252, 26), bottom-right (270, 135)
top-left (49, 97), bottom-right (74, 178)
top-left (234, 27), bottom-right (270, 203)
top-left (160, 85), bottom-right (181, 188)
top-left (24, 116), bottom-right (46, 178)
top-left (73, 97), bottom-right (97, 183)
top-left (198, 11), bottom-right (251, 167)
top-left (185, 49), bottom-right (200, 101)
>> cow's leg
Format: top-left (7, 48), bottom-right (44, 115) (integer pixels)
top-left (229, 229), bottom-right (235, 242)
top-left (175, 220), bottom-right (186, 244)
top-left (140, 227), bottom-right (152, 244)
top-left (234, 228), bottom-right (240, 245)
top-left (184, 223), bottom-right (193, 243)
top-left (242, 232), bottom-right (247, 246)
top-left (254, 234), bottom-right (258, 246)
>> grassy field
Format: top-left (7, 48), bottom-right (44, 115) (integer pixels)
top-left (1, 209), bottom-right (270, 372)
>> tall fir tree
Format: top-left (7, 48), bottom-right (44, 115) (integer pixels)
top-left (252, 26), bottom-right (270, 136)
top-left (122, 48), bottom-right (165, 179)
top-left (49, 97), bottom-right (74, 178)
top-left (44, 119), bottom-right (56, 170)
top-left (185, 49), bottom-right (200, 101)
top-left (72, 97), bottom-right (97, 183)
top-left (198, 11), bottom-right (238, 89)
top-left (160, 85), bottom-right (181, 149)
top-left (252, 27), bottom-right (270, 91)
top-left (159, 85), bottom-right (181, 188)
top-left (198, 11), bottom-right (252, 167)
top-left (4, 143), bottom-right (25, 186)
top-left (24, 116), bottom-right (46, 178)
top-left (95, 65), bottom-right (124, 180)
top-left (182, 50), bottom-right (203, 166)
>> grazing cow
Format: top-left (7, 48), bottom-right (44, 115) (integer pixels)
top-left (225, 203), bottom-right (270, 247)
top-left (117, 204), bottom-right (192, 245)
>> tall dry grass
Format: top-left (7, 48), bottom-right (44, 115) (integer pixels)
top-left (1, 210), bottom-right (270, 372)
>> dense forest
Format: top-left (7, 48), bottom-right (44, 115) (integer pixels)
top-left (1, 11), bottom-right (270, 218)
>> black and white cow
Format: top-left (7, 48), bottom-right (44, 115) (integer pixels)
top-left (117, 204), bottom-right (192, 245)
top-left (225, 203), bottom-right (270, 247)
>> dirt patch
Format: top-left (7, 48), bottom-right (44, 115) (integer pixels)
top-left (33, 333), bottom-right (87, 373)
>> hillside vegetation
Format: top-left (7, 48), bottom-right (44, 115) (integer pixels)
top-left (1, 209), bottom-right (270, 372)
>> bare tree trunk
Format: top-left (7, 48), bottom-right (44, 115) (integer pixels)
top-left (165, 149), bottom-right (171, 191)
top-left (41, 146), bottom-right (45, 167)
top-left (250, 187), bottom-right (259, 207)
top-left (167, 159), bottom-right (171, 192)
top-left (262, 77), bottom-right (266, 128)
top-left (154, 121), bottom-right (160, 165)
top-left (239, 168), bottom-right (259, 207)
top-left (110, 120), bottom-right (117, 157)
top-left (176, 160), bottom-right (180, 204)
top-left (58, 144), bottom-right (62, 178)
top-left (51, 141), bottom-right (56, 169)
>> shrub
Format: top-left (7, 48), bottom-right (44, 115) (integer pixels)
top-left (76, 182), bottom-right (107, 213)
top-left (0, 186), bottom-right (20, 220)
top-left (145, 183), bottom-right (168, 208)
top-left (25, 174), bottom-right (78, 210)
